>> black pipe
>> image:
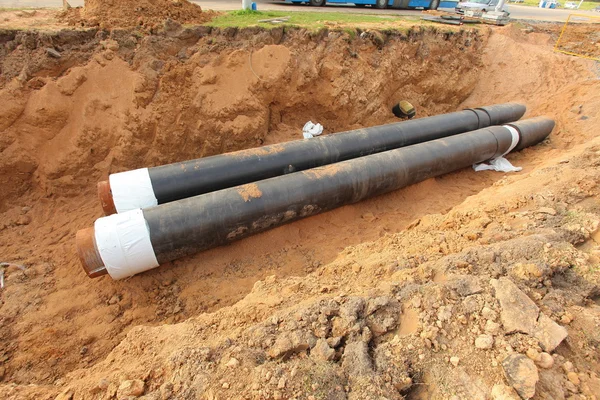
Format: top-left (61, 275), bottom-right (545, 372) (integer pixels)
top-left (99, 103), bottom-right (526, 214)
top-left (507, 117), bottom-right (554, 152)
top-left (78, 117), bottom-right (553, 279)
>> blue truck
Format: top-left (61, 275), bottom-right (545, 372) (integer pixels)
top-left (285, 0), bottom-right (459, 10)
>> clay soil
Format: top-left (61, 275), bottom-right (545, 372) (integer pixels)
top-left (1, 10), bottom-right (600, 400)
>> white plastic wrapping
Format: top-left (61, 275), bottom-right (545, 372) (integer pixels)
top-left (94, 209), bottom-right (159, 280)
top-left (473, 125), bottom-right (522, 173)
top-left (473, 157), bottom-right (522, 172)
top-left (302, 121), bottom-right (324, 139)
top-left (109, 168), bottom-right (158, 213)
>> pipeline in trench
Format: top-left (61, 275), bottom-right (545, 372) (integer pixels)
top-left (2, 23), bottom-right (595, 387)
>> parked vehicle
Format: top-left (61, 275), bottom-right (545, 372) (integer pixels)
top-left (564, 1), bottom-right (578, 8)
top-left (455, 0), bottom-right (509, 13)
top-left (538, 0), bottom-right (560, 8)
top-left (285, 0), bottom-right (459, 10)
top-left (593, 5), bottom-right (600, 11)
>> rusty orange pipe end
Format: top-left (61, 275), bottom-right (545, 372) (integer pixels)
top-left (76, 227), bottom-right (107, 278)
top-left (98, 180), bottom-right (117, 216)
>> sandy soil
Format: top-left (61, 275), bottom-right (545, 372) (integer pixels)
top-left (61, 0), bottom-right (216, 29)
top-left (0, 7), bottom-right (599, 400)
top-left (555, 23), bottom-right (600, 60)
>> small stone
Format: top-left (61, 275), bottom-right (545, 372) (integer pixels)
top-left (222, 382), bottom-right (230, 389)
top-left (535, 313), bottom-right (568, 352)
top-left (450, 356), bottom-right (460, 367)
top-left (536, 352), bottom-right (554, 369)
top-left (226, 357), bottom-right (239, 368)
top-left (437, 305), bottom-right (453, 322)
top-left (485, 320), bottom-right (501, 335)
top-left (311, 339), bottom-right (335, 362)
top-left (277, 377), bottom-right (286, 389)
top-left (97, 378), bottom-right (110, 391)
top-left (327, 336), bottom-right (342, 348)
top-left (562, 361), bottom-right (574, 373)
top-left (117, 379), bottom-right (145, 397)
top-left (567, 372), bottom-right (580, 386)
top-left (560, 312), bottom-right (573, 324)
top-left (46, 48), bottom-right (62, 58)
top-left (491, 384), bottom-right (520, 400)
top-left (502, 354), bottom-right (539, 399)
top-left (481, 306), bottom-right (497, 320)
top-left (475, 334), bottom-right (494, 349)
top-left (412, 297), bottom-right (422, 309)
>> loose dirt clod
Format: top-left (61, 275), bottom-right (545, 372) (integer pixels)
top-left (63, 0), bottom-right (215, 28)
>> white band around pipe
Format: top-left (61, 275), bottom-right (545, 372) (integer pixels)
top-left (109, 168), bottom-right (158, 214)
top-left (94, 209), bottom-right (159, 280)
top-left (501, 125), bottom-right (520, 156)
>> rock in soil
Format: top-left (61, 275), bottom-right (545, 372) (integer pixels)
top-left (492, 278), bottom-right (567, 352)
top-left (117, 379), bottom-right (145, 397)
top-left (491, 384), bottom-right (521, 400)
top-left (475, 334), bottom-right (494, 349)
top-left (502, 354), bottom-right (539, 400)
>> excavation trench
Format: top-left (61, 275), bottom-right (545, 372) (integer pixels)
top-left (0, 22), bottom-right (598, 392)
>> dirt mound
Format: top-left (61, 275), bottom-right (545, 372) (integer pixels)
top-left (65, 0), bottom-right (214, 28)
top-left (1, 21), bottom-right (600, 400)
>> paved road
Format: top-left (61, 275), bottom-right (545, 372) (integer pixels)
top-left (1, 0), bottom-right (598, 22)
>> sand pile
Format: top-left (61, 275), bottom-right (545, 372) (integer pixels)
top-left (67, 0), bottom-right (214, 28)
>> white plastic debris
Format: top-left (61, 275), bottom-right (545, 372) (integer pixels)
top-left (473, 125), bottom-right (522, 173)
top-left (302, 121), bottom-right (323, 139)
top-left (473, 157), bottom-right (522, 172)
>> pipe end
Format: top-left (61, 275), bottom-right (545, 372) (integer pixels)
top-left (98, 180), bottom-right (117, 215)
top-left (507, 117), bottom-right (555, 152)
top-left (76, 227), bottom-right (108, 278)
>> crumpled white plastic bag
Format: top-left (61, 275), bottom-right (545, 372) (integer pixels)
top-left (302, 121), bottom-right (323, 139)
top-left (473, 157), bottom-right (522, 173)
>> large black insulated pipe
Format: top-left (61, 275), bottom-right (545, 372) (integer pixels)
top-left (98, 103), bottom-right (526, 215)
top-left (77, 117), bottom-right (553, 280)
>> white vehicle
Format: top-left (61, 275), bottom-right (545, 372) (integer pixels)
top-left (455, 0), bottom-right (509, 12)
top-left (564, 1), bottom-right (578, 8)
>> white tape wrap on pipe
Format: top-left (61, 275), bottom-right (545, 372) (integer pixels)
top-left (473, 125), bottom-right (522, 173)
top-left (94, 209), bottom-right (159, 280)
top-left (109, 168), bottom-right (158, 213)
top-left (501, 125), bottom-right (520, 156)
